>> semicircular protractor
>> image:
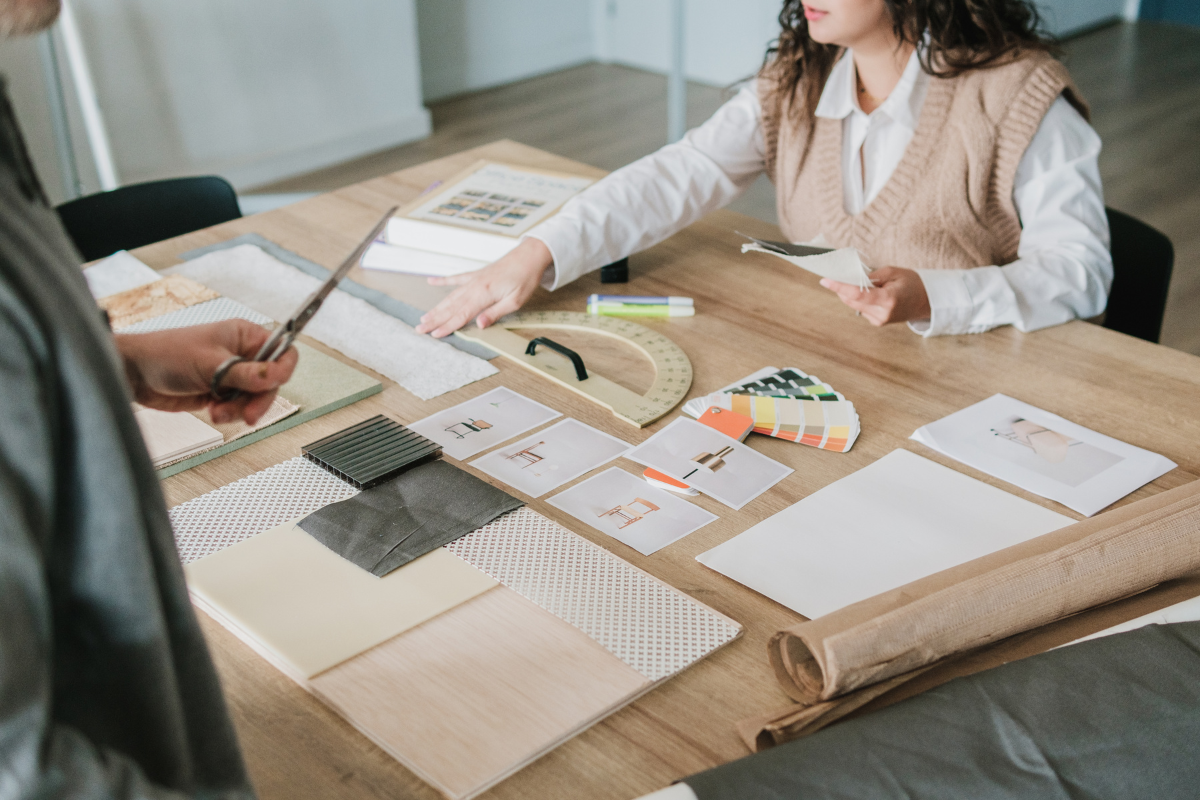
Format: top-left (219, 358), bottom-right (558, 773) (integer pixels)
top-left (456, 311), bottom-right (693, 428)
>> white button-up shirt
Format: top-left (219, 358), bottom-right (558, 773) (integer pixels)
top-left (530, 49), bottom-right (1112, 337)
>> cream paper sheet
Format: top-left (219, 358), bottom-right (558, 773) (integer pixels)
top-left (740, 244), bottom-right (872, 290)
top-left (185, 520), bottom-right (498, 679)
top-left (83, 250), bottom-right (162, 299)
top-left (697, 449), bottom-right (1073, 619)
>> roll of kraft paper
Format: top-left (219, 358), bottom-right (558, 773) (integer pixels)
top-left (740, 478), bottom-right (1200, 751)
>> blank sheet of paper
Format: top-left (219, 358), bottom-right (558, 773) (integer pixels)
top-left (186, 520), bottom-right (498, 678)
top-left (696, 449), bottom-right (1073, 620)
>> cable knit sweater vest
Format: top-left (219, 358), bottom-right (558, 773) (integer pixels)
top-left (761, 51), bottom-right (1088, 271)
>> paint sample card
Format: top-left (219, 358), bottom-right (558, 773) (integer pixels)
top-left (625, 418), bottom-right (793, 510)
top-left (408, 387), bottom-right (562, 460)
top-left (697, 449), bottom-right (1073, 619)
top-left (185, 520), bottom-right (498, 679)
top-left (470, 419), bottom-right (631, 498)
top-left (548, 467), bottom-right (718, 555)
top-left (911, 394), bottom-right (1176, 516)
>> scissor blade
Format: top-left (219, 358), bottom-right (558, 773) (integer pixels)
top-left (276, 205), bottom-right (398, 347)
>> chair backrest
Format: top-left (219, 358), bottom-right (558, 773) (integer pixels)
top-left (1103, 207), bottom-right (1174, 344)
top-left (56, 176), bottom-right (241, 262)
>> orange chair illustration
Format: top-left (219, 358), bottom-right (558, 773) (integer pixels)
top-left (444, 418), bottom-right (493, 439)
top-left (599, 498), bottom-right (660, 529)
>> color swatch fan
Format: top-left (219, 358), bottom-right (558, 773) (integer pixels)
top-left (683, 367), bottom-right (860, 453)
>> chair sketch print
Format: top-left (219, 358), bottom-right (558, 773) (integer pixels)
top-left (444, 418), bottom-right (493, 439)
top-left (505, 442), bottom-right (545, 468)
top-left (599, 498), bottom-right (661, 529)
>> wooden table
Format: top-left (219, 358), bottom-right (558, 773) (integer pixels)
top-left (139, 141), bottom-right (1200, 800)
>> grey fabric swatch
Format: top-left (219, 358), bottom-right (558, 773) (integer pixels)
top-left (686, 621), bottom-right (1200, 800)
top-left (179, 233), bottom-right (497, 360)
top-left (297, 460), bottom-right (523, 577)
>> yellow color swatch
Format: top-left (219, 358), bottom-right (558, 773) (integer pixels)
top-left (186, 520), bottom-right (498, 679)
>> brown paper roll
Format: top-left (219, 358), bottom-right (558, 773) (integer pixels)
top-left (744, 478), bottom-right (1200, 750)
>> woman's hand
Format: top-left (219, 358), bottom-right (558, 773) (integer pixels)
top-left (820, 267), bottom-right (931, 326)
top-left (415, 238), bottom-right (553, 338)
top-left (115, 319), bottom-right (299, 425)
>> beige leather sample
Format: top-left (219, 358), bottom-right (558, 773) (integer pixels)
top-left (311, 586), bottom-right (650, 800)
top-left (99, 274), bottom-right (219, 328)
top-left (185, 520), bottom-right (497, 679)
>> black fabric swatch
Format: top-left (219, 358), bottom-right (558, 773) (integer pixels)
top-left (298, 460), bottom-right (523, 577)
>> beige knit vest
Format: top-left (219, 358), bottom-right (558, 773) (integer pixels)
top-left (762, 51), bottom-right (1088, 270)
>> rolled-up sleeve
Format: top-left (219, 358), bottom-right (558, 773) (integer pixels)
top-left (530, 83), bottom-right (768, 289)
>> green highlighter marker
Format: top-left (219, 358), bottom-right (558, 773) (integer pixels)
top-left (587, 302), bottom-right (695, 318)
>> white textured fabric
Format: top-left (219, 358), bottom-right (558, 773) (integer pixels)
top-left (530, 50), bottom-right (1111, 338)
top-left (83, 251), bottom-right (161, 299)
top-left (115, 297), bottom-right (273, 333)
top-left (170, 245), bottom-right (497, 400)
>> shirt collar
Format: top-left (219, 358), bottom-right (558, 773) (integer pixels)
top-left (814, 46), bottom-right (926, 130)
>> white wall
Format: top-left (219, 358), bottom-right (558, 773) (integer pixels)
top-left (416, 0), bottom-right (594, 102)
top-left (1, 0), bottom-right (431, 200)
top-left (598, 0), bottom-right (781, 86)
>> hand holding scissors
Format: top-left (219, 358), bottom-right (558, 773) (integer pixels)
top-left (209, 206), bottom-right (398, 401)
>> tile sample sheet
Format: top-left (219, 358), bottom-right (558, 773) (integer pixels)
top-left (548, 467), bottom-right (717, 555)
top-left (185, 520), bottom-right (497, 679)
top-left (134, 406), bottom-right (224, 466)
top-left (408, 387), bottom-right (561, 460)
top-left (470, 419), bottom-right (630, 498)
top-left (911, 394), bottom-right (1177, 516)
top-left (696, 449), bottom-right (1073, 619)
top-left (625, 417), bottom-right (793, 510)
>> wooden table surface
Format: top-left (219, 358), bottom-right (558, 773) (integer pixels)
top-left (137, 141), bottom-right (1200, 800)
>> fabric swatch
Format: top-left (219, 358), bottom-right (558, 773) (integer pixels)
top-left (179, 233), bottom-right (496, 361)
top-left (116, 297), bottom-right (272, 333)
top-left (185, 519), bottom-right (498, 679)
top-left (153, 395), bottom-right (301, 469)
top-left (83, 250), bottom-right (161, 299)
top-left (99, 274), bottom-right (220, 328)
top-left (169, 244), bottom-right (498, 399)
top-left (298, 460), bottom-right (523, 577)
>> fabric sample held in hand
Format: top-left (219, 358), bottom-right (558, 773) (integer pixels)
top-left (299, 460), bottom-right (524, 577)
top-left (100, 274), bottom-right (220, 329)
top-left (169, 244), bottom-right (497, 399)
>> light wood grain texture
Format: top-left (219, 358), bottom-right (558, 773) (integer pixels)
top-left (311, 586), bottom-right (649, 800)
top-left (145, 140), bottom-right (1200, 800)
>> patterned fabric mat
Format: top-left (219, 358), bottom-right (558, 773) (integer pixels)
top-left (170, 460), bottom-right (741, 681)
top-left (117, 297), bottom-right (272, 333)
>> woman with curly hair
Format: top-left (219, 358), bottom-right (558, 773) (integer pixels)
top-left (417, 0), bottom-right (1111, 338)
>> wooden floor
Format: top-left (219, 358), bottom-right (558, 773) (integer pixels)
top-left (256, 21), bottom-right (1200, 356)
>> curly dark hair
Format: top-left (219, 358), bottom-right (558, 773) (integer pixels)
top-left (763, 0), bottom-right (1058, 118)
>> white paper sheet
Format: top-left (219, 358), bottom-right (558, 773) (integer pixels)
top-left (470, 418), bottom-right (631, 498)
top-left (624, 418), bottom-right (793, 510)
top-left (548, 467), bottom-right (717, 555)
top-left (361, 240), bottom-right (487, 277)
top-left (408, 387), bottom-right (562, 461)
top-left (83, 251), bottom-right (161, 299)
top-left (1063, 595), bottom-right (1200, 648)
top-left (384, 218), bottom-right (520, 263)
top-left (741, 244), bottom-right (872, 289)
top-left (911, 394), bottom-right (1176, 516)
top-left (696, 449), bottom-right (1073, 619)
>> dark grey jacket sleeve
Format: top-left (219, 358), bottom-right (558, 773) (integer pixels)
top-left (0, 297), bottom-right (188, 800)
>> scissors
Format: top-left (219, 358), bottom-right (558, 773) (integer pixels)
top-left (210, 205), bottom-right (398, 403)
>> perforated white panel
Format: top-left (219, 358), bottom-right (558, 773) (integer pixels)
top-left (169, 458), bottom-right (359, 563)
top-left (447, 507), bottom-right (742, 681)
top-left (117, 297), bottom-right (272, 333)
top-left (170, 462), bottom-right (741, 681)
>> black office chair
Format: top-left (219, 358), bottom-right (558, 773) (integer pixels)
top-left (56, 176), bottom-right (242, 262)
top-left (1103, 207), bottom-right (1174, 344)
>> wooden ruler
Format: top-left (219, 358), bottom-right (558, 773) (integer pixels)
top-left (456, 311), bottom-right (693, 428)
